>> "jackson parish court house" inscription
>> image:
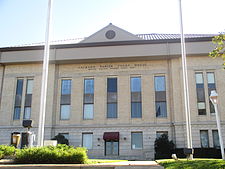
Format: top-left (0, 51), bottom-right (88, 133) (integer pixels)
top-left (78, 63), bottom-right (147, 70)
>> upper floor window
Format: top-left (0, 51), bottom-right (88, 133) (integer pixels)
top-left (130, 77), bottom-right (142, 118)
top-left (207, 72), bottom-right (216, 114)
top-left (13, 78), bottom-right (33, 120)
top-left (60, 79), bottom-right (71, 120)
top-left (83, 78), bottom-right (94, 119)
top-left (13, 79), bottom-right (24, 120)
top-left (195, 73), bottom-right (206, 115)
top-left (24, 79), bottom-right (33, 120)
top-left (107, 78), bottom-right (117, 118)
top-left (154, 76), bottom-right (167, 117)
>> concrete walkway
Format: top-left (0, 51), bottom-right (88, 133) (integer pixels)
top-left (0, 159), bottom-right (164, 169)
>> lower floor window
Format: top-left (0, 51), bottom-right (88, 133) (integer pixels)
top-left (105, 141), bottom-right (119, 155)
top-left (200, 130), bottom-right (209, 148)
top-left (82, 133), bottom-right (93, 149)
top-left (131, 132), bottom-right (143, 149)
top-left (212, 130), bottom-right (220, 149)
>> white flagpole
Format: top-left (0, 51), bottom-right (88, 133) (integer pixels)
top-left (37, 0), bottom-right (53, 147)
top-left (178, 0), bottom-right (193, 159)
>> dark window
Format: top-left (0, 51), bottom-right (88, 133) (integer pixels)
top-left (212, 130), bottom-right (220, 149)
top-left (60, 79), bottom-right (71, 120)
top-left (83, 79), bottom-right (94, 119)
top-left (207, 72), bottom-right (216, 114)
top-left (107, 78), bottom-right (117, 118)
top-left (155, 102), bottom-right (167, 117)
top-left (195, 73), bottom-right (206, 115)
top-left (200, 130), bottom-right (209, 148)
top-left (107, 78), bottom-right (117, 92)
top-left (131, 77), bottom-right (142, 118)
top-left (155, 76), bottom-right (167, 117)
top-left (13, 79), bottom-right (24, 120)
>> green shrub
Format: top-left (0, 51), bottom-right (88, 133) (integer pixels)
top-left (52, 134), bottom-right (69, 145)
top-left (0, 151), bottom-right (4, 159)
top-left (0, 145), bottom-right (16, 156)
top-left (15, 144), bottom-right (88, 164)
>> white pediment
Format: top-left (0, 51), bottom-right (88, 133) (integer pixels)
top-left (80, 23), bottom-right (142, 43)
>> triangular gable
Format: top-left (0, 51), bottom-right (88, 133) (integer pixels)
top-left (80, 23), bottom-right (142, 43)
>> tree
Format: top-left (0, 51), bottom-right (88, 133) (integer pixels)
top-left (52, 134), bottom-right (69, 145)
top-left (209, 33), bottom-right (225, 69)
top-left (154, 134), bottom-right (175, 159)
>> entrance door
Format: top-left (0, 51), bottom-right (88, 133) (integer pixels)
top-left (105, 141), bottom-right (119, 156)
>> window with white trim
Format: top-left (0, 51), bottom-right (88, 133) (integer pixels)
top-left (83, 79), bottom-right (94, 119)
top-left (13, 78), bottom-right (33, 120)
top-left (60, 79), bottom-right (71, 120)
top-left (82, 133), bottom-right (93, 149)
top-left (154, 76), bottom-right (167, 117)
top-left (131, 132), bottom-right (143, 149)
top-left (200, 130), bottom-right (209, 148)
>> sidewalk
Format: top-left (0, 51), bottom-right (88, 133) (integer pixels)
top-left (0, 159), bottom-right (164, 169)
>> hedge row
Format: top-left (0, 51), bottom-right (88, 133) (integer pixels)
top-left (0, 151), bottom-right (3, 159)
top-left (155, 148), bottom-right (224, 159)
top-left (0, 145), bottom-right (16, 159)
top-left (15, 144), bottom-right (88, 164)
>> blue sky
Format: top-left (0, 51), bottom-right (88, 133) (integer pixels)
top-left (0, 0), bottom-right (224, 47)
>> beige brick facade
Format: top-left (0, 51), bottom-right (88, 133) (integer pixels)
top-left (0, 25), bottom-right (224, 160)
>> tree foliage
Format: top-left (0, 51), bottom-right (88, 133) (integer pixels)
top-left (209, 33), bottom-right (225, 68)
top-left (154, 134), bottom-right (175, 159)
top-left (52, 134), bottom-right (69, 145)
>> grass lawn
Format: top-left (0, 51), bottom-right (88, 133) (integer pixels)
top-left (157, 159), bottom-right (225, 169)
top-left (87, 159), bottom-right (128, 164)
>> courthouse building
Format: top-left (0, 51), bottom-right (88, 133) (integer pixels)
top-left (0, 24), bottom-right (224, 160)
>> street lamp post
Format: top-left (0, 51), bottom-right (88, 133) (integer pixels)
top-left (210, 90), bottom-right (225, 160)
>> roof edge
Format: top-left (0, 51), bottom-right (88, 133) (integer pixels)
top-left (0, 37), bottom-right (213, 52)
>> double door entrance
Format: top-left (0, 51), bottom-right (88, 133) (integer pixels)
top-left (103, 132), bottom-right (119, 156)
top-left (105, 141), bottom-right (119, 156)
